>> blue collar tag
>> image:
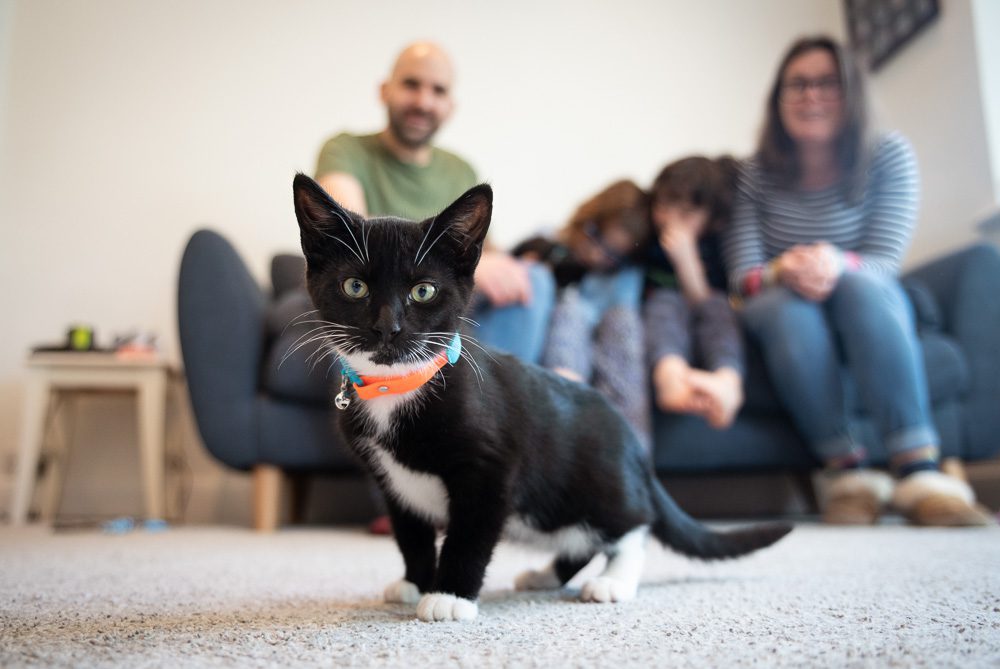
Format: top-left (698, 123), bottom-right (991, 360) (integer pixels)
top-left (340, 364), bottom-right (363, 386)
top-left (446, 332), bottom-right (462, 365)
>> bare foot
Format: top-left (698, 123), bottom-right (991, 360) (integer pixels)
top-left (652, 356), bottom-right (711, 418)
top-left (687, 367), bottom-right (744, 429)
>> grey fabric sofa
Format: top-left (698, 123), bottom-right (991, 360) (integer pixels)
top-left (177, 229), bottom-right (1000, 528)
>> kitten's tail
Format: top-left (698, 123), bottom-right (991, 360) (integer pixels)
top-left (649, 478), bottom-right (792, 559)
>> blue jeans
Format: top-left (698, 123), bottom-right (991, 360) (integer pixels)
top-left (741, 271), bottom-right (938, 464)
top-left (575, 265), bottom-right (645, 326)
top-left (470, 263), bottom-right (556, 364)
top-left (539, 266), bottom-right (648, 442)
top-left (540, 265), bottom-right (645, 378)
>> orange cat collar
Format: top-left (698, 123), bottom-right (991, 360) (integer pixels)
top-left (353, 353), bottom-right (451, 400)
top-left (336, 333), bottom-right (462, 407)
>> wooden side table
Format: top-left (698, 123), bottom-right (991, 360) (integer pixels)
top-left (10, 352), bottom-right (173, 525)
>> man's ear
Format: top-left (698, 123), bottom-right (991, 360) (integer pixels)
top-left (418, 183), bottom-right (492, 274)
top-left (292, 173), bottom-right (365, 269)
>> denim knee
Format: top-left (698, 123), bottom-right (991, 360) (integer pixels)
top-left (829, 271), bottom-right (914, 332)
top-left (742, 288), bottom-right (828, 364)
top-left (527, 262), bottom-right (557, 310)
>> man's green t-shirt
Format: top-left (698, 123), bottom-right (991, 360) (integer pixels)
top-left (315, 132), bottom-right (478, 220)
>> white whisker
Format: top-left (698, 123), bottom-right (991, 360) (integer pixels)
top-left (415, 220), bottom-right (455, 266)
top-left (305, 337), bottom-right (353, 367)
top-left (419, 331), bottom-right (498, 364)
top-left (280, 324), bottom-right (359, 369)
top-left (413, 215), bottom-right (438, 264)
top-left (283, 325), bottom-right (353, 356)
top-left (328, 208), bottom-right (366, 263)
top-left (281, 310), bottom-right (320, 336)
top-left (319, 230), bottom-right (365, 265)
top-left (361, 220), bottom-right (371, 263)
top-left (460, 350), bottom-right (485, 389)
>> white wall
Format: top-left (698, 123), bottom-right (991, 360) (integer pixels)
top-left (971, 0), bottom-right (1000, 207)
top-left (5, 0), bottom-right (991, 523)
top-left (855, 0), bottom-right (995, 266)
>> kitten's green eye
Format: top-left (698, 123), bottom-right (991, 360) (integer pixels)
top-left (410, 282), bottom-right (438, 303)
top-left (342, 278), bottom-right (369, 299)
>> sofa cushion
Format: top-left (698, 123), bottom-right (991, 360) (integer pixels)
top-left (271, 254), bottom-right (307, 299)
top-left (739, 336), bottom-right (782, 414)
top-left (919, 331), bottom-right (970, 404)
top-left (902, 277), bottom-right (943, 333)
top-left (262, 290), bottom-right (334, 406)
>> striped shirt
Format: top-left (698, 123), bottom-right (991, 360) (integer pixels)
top-left (723, 132), bottom-right (920, 296)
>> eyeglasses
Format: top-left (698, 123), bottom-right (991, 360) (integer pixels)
top-left (780, 76), bottom-right (842, 103)
top-left (582, 220), bottom-right (627, 266)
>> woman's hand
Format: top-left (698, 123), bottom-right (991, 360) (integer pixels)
top-left (776, 242), bottom-right (842, 301)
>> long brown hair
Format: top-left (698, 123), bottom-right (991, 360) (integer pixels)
top-left (757, 35), bottom-right (874, 200)
top-left (560, 179), bottom-right (650, 262)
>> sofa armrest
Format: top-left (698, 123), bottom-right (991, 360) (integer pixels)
top-left (271, 254), bottom-right (306, 299)
top-left (905, 243), bottom-right (1000, 460)
top-left (177, 229), bottom-right (265, 470)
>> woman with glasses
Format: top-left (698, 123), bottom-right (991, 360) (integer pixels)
top-left (512, 180), bottom-right (652, 443)
top-left (724, 36), bottom-right (993, 526)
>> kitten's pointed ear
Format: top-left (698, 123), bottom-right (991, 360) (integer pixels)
top-left (292, 173), bottom-right (360, 269)
top-left (428, 183), bottom-right (493, 274)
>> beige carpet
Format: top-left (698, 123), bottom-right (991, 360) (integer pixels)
top-left (1, 522), bottom-right (999, 668)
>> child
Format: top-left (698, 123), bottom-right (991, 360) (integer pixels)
top-left (645, 156), bottom-right (744, 429)
top-left (513, 180), bottom-right (652, 442)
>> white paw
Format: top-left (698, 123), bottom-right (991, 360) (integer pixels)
top-left (416, 592), bottom-right (479, 622)
top-left (580, 577), bottom-right (637, 603)
top-left (384, 579), bottom-right (421, 604)
top-left (515, 567), bottom-right (561, 591)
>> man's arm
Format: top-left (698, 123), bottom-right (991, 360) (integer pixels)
top-left (474, 250), bottom-right (533, 307)
top-left (317, 172), bottom-right (368, 216)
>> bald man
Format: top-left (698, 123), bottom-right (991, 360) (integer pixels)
top-left (314, 42), bottom-right (553, 358)
top-left (316, 42), bottom-right (469, 220)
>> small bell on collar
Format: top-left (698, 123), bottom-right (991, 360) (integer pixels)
top-left (334, 374), bottom-right (351, 410)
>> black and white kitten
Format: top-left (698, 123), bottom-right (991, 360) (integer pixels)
top-left (292, 174), bottom-right (791, 622)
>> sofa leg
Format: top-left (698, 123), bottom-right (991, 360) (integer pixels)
top-left (253, 464), bottom-right (283, 532)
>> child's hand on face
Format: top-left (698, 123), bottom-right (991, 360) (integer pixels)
top-left (658, 224), bottom-right (697, 257)
top-left (653, 203), bottom-right (708, 258)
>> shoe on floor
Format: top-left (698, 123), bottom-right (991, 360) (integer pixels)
top-left (892, 470), bottom-right (997, 527)
top-left (819, 469), bottom-right (894, 525)
top-left (368, 515), bottom-right (393, 535)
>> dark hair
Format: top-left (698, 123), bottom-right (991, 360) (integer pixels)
top-left (650, 156), bottom-right (739, 233)
top-left (757, 35), bottom-right (873, 200)
top-left (561, 179), bottom-right (651, 260)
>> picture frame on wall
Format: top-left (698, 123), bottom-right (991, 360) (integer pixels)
top-left (844, 0), bottom-right (941, 70)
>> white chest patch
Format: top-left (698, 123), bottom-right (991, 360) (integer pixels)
top-left (503, 518), bottom-right (603, 559)
top-left (373, 447), bottom-right (449, 525)
top-left (357, 395), bottom-right (412, 437)
top-left (340, 352), bottom-right (432, 438)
